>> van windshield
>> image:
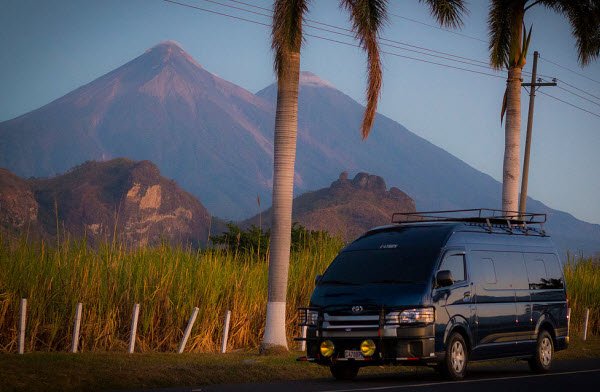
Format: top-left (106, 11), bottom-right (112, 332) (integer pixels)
top-left (319, 226), bottom-right (450, 286)
top-left (319, 248), bottom-right (437, 285)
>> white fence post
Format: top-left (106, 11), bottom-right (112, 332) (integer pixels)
top-left (300, 325), bottom-right (307, 352)
top-left (178, 307), bottom-right (199, 354)
top-left (18, 298), bottom-right (27, 354)
top-left (71, 303), bottom-right (83, 353)
top-left (128, 303), bottom-right (140, 354)
top-left (583, 308), bottom-right (590, 341)
top-left (221, 310), bottom-right (232, 354)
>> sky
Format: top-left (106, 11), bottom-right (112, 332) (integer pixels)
top-left (1, 0), bottom-right (599, 224)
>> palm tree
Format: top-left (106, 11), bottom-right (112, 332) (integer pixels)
top-left (261, 0), bottom-right (467, 353)
top-left (488, 0), bottom-right (600, 213)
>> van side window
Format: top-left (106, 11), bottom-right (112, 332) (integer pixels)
top-left (481, 258), bottom-right (497, 284)
top-left (525, 259), bottom-right (547, 290)
top-left (524, 254), bottom-right (565, 289)
top-left (472, 251), bottom-right (528, 290)
top-left (543, 255), bottom-right (565, 289)
top-left (439, 254), bottom-right (466, 282)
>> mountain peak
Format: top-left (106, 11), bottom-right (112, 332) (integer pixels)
top-left (145, 40), bottom-right (203, 69)
top-left (299, 71), bottom-right (335, 89)
top-left (147, 40), bottom-right (184, 53)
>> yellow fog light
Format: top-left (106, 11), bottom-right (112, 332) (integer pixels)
top-left (360, 339), bottom-right (376, 357)
top-left (320, 340), bottom-right (335, 357)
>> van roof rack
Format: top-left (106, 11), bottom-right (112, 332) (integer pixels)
top-left (391, 209), bottom-right (546, 231)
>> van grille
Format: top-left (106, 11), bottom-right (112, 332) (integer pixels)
top-left (322, 314), bottom-right (380, 330)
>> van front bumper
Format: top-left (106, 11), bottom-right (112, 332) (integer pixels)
top-left (304, 324), bottom-right (437, 366)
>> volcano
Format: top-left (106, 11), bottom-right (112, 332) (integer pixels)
top-left (0, 41), bottom-right (275, 218)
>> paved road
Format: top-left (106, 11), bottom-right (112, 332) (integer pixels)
top-left (175, 358), bottom-right (600, 392)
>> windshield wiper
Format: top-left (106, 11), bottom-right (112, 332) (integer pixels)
top-left (319, 279), bottom-right (359, 286)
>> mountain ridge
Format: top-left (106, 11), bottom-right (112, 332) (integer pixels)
top-left (0, 42), bottom-right (598, 255)
top-left (0, 158), bottom-right (211, 247)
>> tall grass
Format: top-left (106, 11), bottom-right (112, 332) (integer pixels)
top-left (564, 255), bottom-right (600, 335)
top-left (0, 237), bottom-right (598, 353)
top-left (0, 235), bottom-right (343, 353)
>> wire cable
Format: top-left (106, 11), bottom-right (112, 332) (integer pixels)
top-left (389, 12), bottom-right (487, 44)
top-left (177, 0), bottom-right (503, 77)
top-left (556, 85), bottom-right (600, 108)
top-left (162, 0), bottom-right (598, 121)
top-left (557, 79), bottom-right (600, 102)
top-left (221, 0), bottom-right (491, 66)
top-left (162, 0), bottom-right (270, 27)
top-left (540, 56), bottom-right (600, 85)
top-left (538, 91), bottom-right (600, 119)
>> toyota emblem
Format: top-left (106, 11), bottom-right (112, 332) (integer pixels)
top-left (351, 305), bottom-right (363, 314)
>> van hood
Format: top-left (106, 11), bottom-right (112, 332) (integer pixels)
top-left (309, 282), bottom-right (429, 312)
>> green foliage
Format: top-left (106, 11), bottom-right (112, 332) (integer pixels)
top-left (210, 223), bottom-right (270, 256)
top-left (210, 222), bottom-right (339, 255)
top-left (564, 255), bottom-right (600, 335)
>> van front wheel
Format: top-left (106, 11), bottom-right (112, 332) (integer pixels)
top-left (529, 330), bottom-right (553, 373)
top-left (329, 363), bottom-right (359, 380)
top-left (439, 332), bottom-right (468, 380)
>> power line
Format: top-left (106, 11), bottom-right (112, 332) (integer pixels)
top-left (556, 85), bottom-right (600, 108)
top-left (162, 0), bottom-right (600, 113)
top-left (223, 0), bottom-right (600, 107)
top-left (186, 0), bottom-right (501, 75)
top-left (163, 0), bottom-right (598, 121)
top-left (162, 0), bottom-right (270, 27)
top-left (558, 79), bottom-right (600, 102)
top-left (538, 91), bottom-right (600, 119)
top-left (540, 56), bottom-right (600, 85)
top-left (389, 12), bottom-right (487, 44)
top-left (164, 0), bottom-right (505, 79)
top-left (221, 0), bottom-right (491, 67)
top-left (302, 32), bottom-right (505, 79)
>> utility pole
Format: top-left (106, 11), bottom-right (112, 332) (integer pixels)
top-left (519, 51), bottom-right (556, 215)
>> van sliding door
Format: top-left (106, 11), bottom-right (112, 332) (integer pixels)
top-left (470, 251), bottom-right (522, 358)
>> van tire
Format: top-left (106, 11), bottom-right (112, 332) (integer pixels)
top-left (529, 330), bottom-right (553, 373)
top-left (439, 332), bottom-right (468, 380)
top-left (330, 363), bottom-right (359, 380)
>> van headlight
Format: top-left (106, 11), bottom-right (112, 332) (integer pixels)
top-left (386, 308), bottom-right (435, 325)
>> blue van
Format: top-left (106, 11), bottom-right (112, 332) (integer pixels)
top-left (298, 210), bottom-right (569, 380)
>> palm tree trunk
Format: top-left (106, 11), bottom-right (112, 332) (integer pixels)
top-left (502, 65), bottom-right (522, 214)
top-left (260, 51), bottom-right (301, 352)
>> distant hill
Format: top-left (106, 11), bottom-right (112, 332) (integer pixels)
top-left (244, 172), bottom-right (415, 241)
top-left (0, 159), bottom-right (210, 247)
top-left (0, 42), bottom-right (598, 255)
top-left (0, 41), bottom-right (275, 219)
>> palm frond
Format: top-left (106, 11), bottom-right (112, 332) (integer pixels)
top-left (488, 0), bottom-right (515, 69)
top-left (341, 0), bottom-right (388, 139)
top-left (272, 0), bottom-right (310, 77)
top-left (518, 24), bottom-right (533, 67)
top-left (539, 0), bottom-right (600, 66)
top-left (419, 0), bottom-right (467, 28)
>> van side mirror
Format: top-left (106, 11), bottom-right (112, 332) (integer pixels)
top-left (315, 274), bottom-right (323, 286)
top-left (436, 270), bottom-right (454, 287)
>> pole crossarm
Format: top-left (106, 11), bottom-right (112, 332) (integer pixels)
top-left (521, 82), bottom-right (557, 87)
